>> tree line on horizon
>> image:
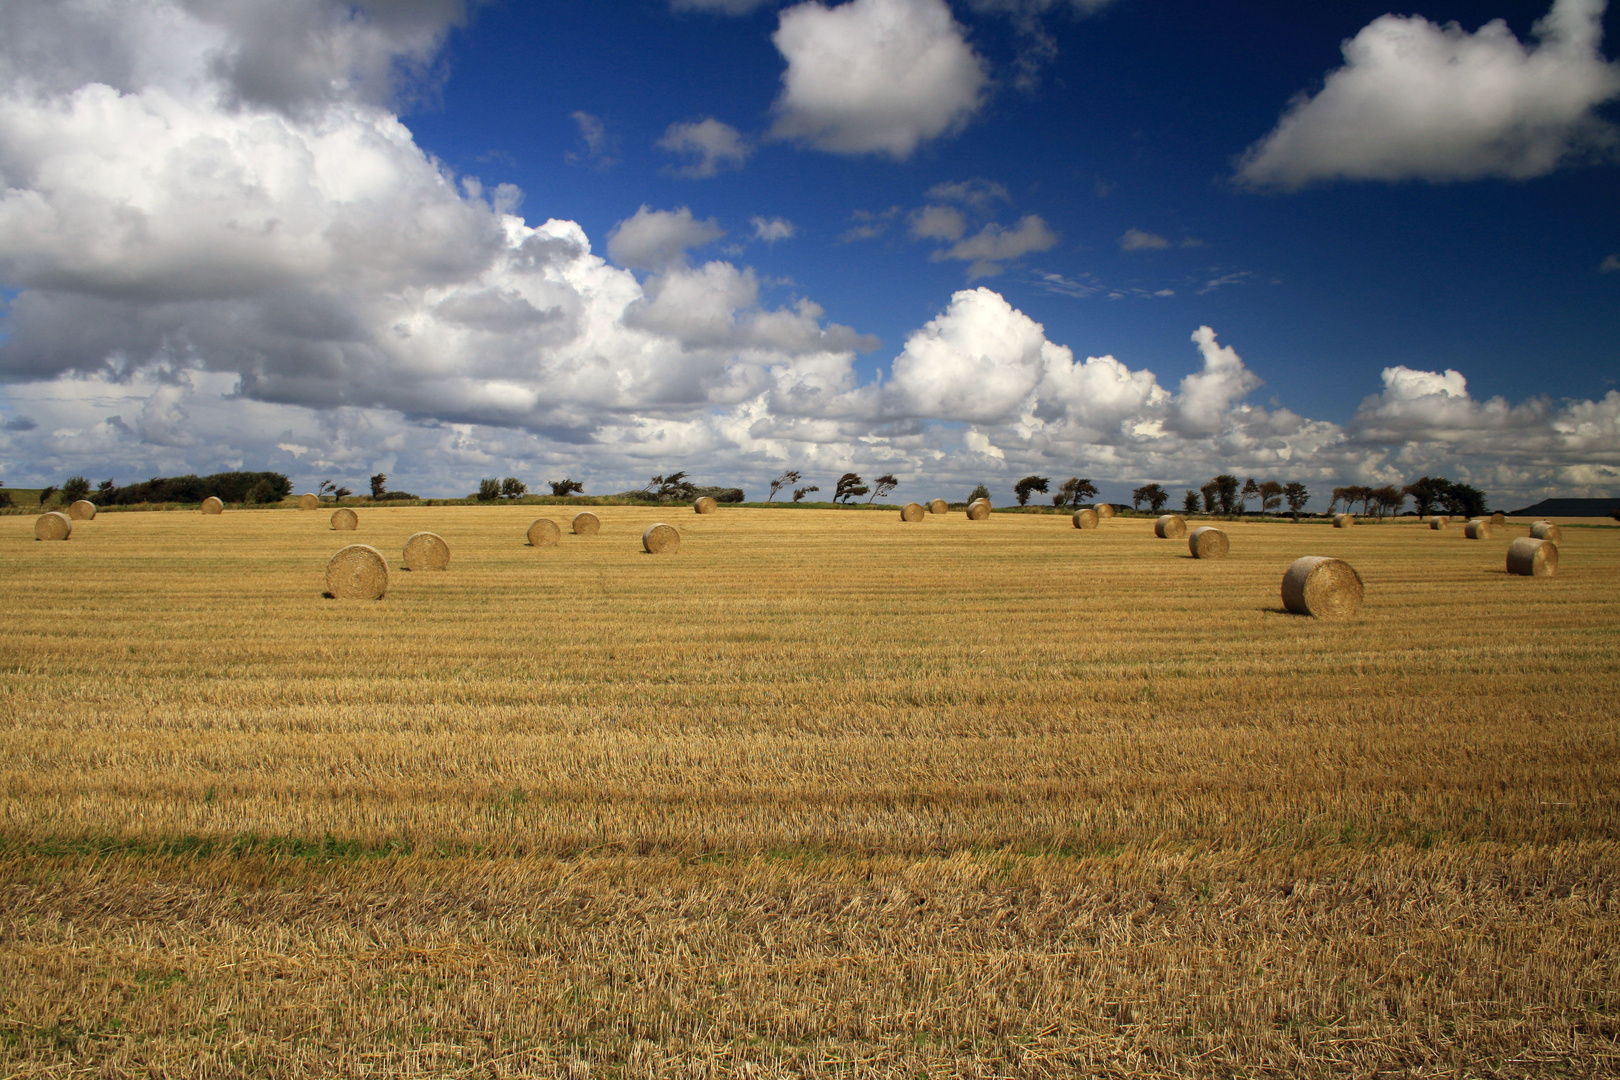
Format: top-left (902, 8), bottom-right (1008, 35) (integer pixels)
top-left (6, 468), bottom-right (1496, 519)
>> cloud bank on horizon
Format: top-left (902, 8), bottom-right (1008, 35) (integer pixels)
top-left (0, 0), bottom-right (1616, 504)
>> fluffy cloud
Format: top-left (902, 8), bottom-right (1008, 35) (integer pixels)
top-left (751, 216), bottom-right (797, 242)
top-left (657, 118), bottom-right (752, 178)
top-left (606, 206), bottom-right (726, 269)
top-left (908, 205), bottom-right (968, 242)
top-left (1237, 0), bottom-right (1620, 189)
top-left (1120, 228), bottom-right (1170, 251)
top-left (567, 111), bottom-right (618, 169)
top-left (2, 0), bottom-right (1614, 508)
top-left (931, 214), bottom-right (1058, 277)
top-left (769, 0), bottom-right (988, 158)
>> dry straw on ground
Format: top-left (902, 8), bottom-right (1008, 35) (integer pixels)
top-left (1188, 526), bottom-right (1229, 559)
top-left (1530, 520), bottom-right (1563, 542)
top-left (1334, 513), bottom-right (1355, 528)
top-left (401, 532), bottom-right (450, 571)
top-left (200, 496), bottom-right (223, 515)
top-left (900, 502), bottom-right (925, 522)
top-left (966, 502), bottom-right (991, 521)
top-left (693, 496), bottom-right (718, 515)
top-left (1072, 508), bottom-right (1099, 529)
top-left (1096, 503), bottom-right (1115, 518)
top-left (1465, 519), bottom-right (1492, 540)
top-left (324, 543), bottom-right (388, 600)
top-left (68, 500), bottom-right (96, 521)
top-left (526, 518), bottom-right (561, 547)
top-left (33, 511), bottom-right (71, 541)
top-left (1281, 555), bottom-right (1364, 618)
top-left (330, 507), bottom-right (358, 531)
top-left (2, 507), bottom-right (1618, 1077)
top-left (642, 522), bottom-right (680, 553)
top-left (928, 498), bottom-right (948, 514)
top-left (1507, 537), bottom-right (1558, 577)
top-left (298, 493), bottom-right (319, 511)
top-left (1155, 514), bottom-right (1187, 539)
top-left (1430, 516), bottom-right (1449, 530)
top-left (572, 511), bottom-right (600, 536)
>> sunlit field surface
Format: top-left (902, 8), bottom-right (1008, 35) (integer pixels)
top-left (2, 505), bottom-right (1616, 1077)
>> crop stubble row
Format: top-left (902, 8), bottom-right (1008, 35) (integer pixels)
top-left (0, 507), bottom-right (1616, 1076)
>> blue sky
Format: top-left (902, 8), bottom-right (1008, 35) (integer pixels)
top-left (1, 0), bottom-right (1617, 506)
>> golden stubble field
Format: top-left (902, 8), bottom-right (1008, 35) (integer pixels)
top-left (1, 504), bottom-right (1616, 1078)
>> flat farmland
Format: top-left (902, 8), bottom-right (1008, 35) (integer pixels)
top-left (1, 506), bottom-right (1616, 1077)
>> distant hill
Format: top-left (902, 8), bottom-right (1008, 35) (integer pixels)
top-left (1507, 497), bottom-right (1619, 518)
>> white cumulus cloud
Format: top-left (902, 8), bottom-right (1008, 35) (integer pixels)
top-left (769, 0), bottom-right (989, 159)
top-left (657, 117), bottom-right (752, 177)
top-left (751, 216), bottom-right (797, 242)
top-left (1238, 0), bottom-right (1620, 189)
top-left (931, 214), bottom-right (1058, 277)
top-left (1120, 228), bottom-right (1170, 251)
top-left (606, 206), bottom-right (726, 269)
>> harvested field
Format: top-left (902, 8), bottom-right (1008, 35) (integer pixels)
top-left (1, 508), bottom-right (1617, 1078)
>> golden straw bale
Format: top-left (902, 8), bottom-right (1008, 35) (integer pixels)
top-left (928, 499), bottom-right (948, 515)
top-left (693, 496), bottom-right (718, 514)
top-left (1530, 520), bottom-right (1562, 542)
top-left (298, 493), bottom-right (319, 510)
top-left (330, 507), bottom-right (358, 531)
top-left (1490, 512), bottom-right (1506, 525)
top-left (1154, 514), bottom-right (1187, 539)
top-left (527, 518), bottom-right (561, 547)
top-left (1281, 556), bottom-right (1363, 618)
top-left (1507, 537), bottom-right (1558, 577)
top-left (201, 496), bottom-right (224, 515)
top-left (1072, 508), bottom-right (1098, 530)
top-left (325, 544), bottom-right (388, 600)
top-left (1333, 514), bottom-right (1355, 528)
top-left (68, 500), bottom-right (96, 520)
top-left (572, 511), bottom-right (601, 536)
top-left (1465, 519), bottom-right (1492, 540)
top-left (34, 511), bottom-right (72, 541)
top-left (643, 523), bottom-right (680, 553)
top-left (900, 502), bottom-right (925, 522)
top-left (1095, 503), bottom-right (1115, 518)
top-left (1429, 517), bottom-right (1448, 530)
top-left (402, 531), bottom-right (450, 571)
top-left (966, 502), bottom-right (991, 521)
top-left (1188, 526), bottom-right (1229, 559)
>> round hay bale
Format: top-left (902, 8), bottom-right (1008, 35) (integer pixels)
top-left (1490, 512), bottom-right (1506, 525)
top-left (325, 544), bottom-right (388, 600)
top-left (1429, 516), bottom-right (1449, 530)
top-left (35, 511), bottom-right (72, 541)
top-left (900, 502), bottom-right (925, 522)
top-left (928, 499), bottom-right (948, 515)
top-left (201, 496), bottom-right (224, 515)
top-left (527, 518), bottom-right (561, 547)
top-left (1154, 514), bottom-right (1187, 539)
top-left (330, 507), bottom-right (358, 531)
top-left (572, 511), bottom-right (601, 536)
top-left (298, 493), bottom-right (319, 511)
top-left (1188, 526), bottom-right (1229, 559)
top-left (402, 531), bottom-right (450, 571)
top-left (68, 500), bottom-right (97, 521)
top-left (1281, 556), bottom-right (1363, 618)
top-left (1072, 508), bottom-right (1099, 530)
top-left (643, 523), bottom-right (680, 554)
top-left (693, 496), bottom-right (718, 515)
top-left (1096, 503), bottom-right (1115, 519)
top-left (1464, 519), bottom-right (1492, 540)
top-left (1333, 513), bottom-right (1355, 528)
top-left (966, 501), bottom-right (991, 521)
top-left (1530, 520), bottom-right (1562, 542)
top-left (1507, 537), bottom-right (1558, 577)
